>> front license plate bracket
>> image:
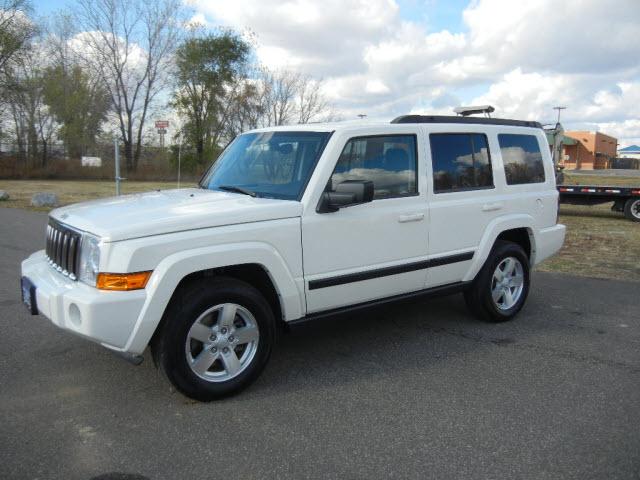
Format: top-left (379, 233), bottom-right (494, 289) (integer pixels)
top-left (21, 277), bottom-right (38, 315)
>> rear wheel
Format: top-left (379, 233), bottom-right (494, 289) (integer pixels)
top-left (464, 240), bottom-right (530, 322)
top-left (151, 277), bottom-right (276, 401)
top-left (623, 198), bottom-right (640, 222)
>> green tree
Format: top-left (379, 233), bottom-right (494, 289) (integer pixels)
top-left (42, 64), bottom-right (110, 158)
top-left (3, 41), bottom-right (55, 167)
top-left (172, 30), bottom-right (251, 166)
top-left (0, 0), bottom-right (36, 73)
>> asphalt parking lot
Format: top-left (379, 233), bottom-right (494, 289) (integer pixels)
top-left (1, 207), bottom-right (639, 480)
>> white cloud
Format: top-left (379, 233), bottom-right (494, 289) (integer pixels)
top-left (365, 79), bottom-right (391, 94)
top-left (594, 119), bottom-right (640, 149)
top-left (191, 0), bottom-right (399, 76)
top-left (463, 0), bottom-right (640, 74)
top-left (191, 0), bottom-right (640, 142)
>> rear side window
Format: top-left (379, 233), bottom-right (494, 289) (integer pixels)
top-left (330, 135), bottom-right (417, 199)
top-left (429, 133), bottom-right (493, 193)
top-left (498, 134), bottom-right (545, 185)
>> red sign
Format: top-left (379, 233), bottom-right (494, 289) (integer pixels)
top-left (155, 120), bottom-right (169, 129)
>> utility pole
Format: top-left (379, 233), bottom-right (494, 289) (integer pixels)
top-left (553, 106), bottom-right (566, 124)
top-left (177, 128), bottom-right (182, 189)
top-left (114, 134), bottom-right (121, 196)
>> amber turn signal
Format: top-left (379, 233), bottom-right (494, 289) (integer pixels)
top-left (96, 271), bottom-right (152, 291)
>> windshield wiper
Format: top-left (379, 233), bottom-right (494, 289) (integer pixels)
top-left (218, 185), bottom-right (257, 197)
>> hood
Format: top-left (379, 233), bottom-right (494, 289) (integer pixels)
top-left (50, 188), bottom-right (302, 242)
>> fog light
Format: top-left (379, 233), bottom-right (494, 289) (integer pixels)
top-left (96, 271), bottom-right (152, 291)
top-left (68, 303), bottom-right (81, 327)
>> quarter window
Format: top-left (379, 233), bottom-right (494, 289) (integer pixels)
top-left (498, 134), bottom-right (545, 185)
top-left (429, 133), bottom-right (493, 193)
top-left (330, 135), bottom-right (417, 199)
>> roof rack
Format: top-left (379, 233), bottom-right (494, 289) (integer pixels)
top-left (390, 115), bottom-right (542, 129)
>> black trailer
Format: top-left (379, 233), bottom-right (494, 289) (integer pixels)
top-left (557, 185), bottom-right (640, 222)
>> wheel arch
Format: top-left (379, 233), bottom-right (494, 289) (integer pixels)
top-left (122, 242), bottom-right (304, 355)
top-left (171, 263), bottom-right (284, 326)
top-left (463, 214), bottom-right (537, 283)
top-left (495, 228), bottom-right (533, 260)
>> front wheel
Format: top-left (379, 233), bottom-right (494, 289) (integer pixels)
top-left (464, 240), bottom-right (530, 322)
top-left (151, 277), bottom-right (276, 401)
top-left (623, 198), bottom-right (640, 222)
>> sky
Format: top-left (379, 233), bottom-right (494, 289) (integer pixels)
top-left (32, 0), bottom-right (640, 147)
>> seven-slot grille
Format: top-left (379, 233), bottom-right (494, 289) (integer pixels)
top-left (45, 219), bottom-right (81, 280)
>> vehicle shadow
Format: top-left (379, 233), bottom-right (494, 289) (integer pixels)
top-left (33, 280), bottom-right (564, 406)
top-left (240, 290), bottom-right (553, 399)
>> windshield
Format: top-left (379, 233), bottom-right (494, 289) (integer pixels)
top-left (200, 131), bottom-right (332, 200)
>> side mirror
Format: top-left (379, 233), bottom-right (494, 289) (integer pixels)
top-left (317, 180), bottom-right (374, 213)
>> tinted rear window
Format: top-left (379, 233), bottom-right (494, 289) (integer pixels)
top-left (429, 133), bottom-right (493, 193)
top-left (498, 134), bottom-right (545, 185)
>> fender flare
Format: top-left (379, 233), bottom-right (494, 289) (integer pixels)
top-left (463, 214), bottom-right (537, 282)
top-left (122, 241), bottom-right (303, 354)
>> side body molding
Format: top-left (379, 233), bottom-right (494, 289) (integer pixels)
top-left (121, 242), bottom-right (303, 354)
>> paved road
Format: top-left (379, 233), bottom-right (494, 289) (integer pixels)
top-left (1, 207), bottom-right (639, 480)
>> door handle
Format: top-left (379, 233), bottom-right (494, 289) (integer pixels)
top-left (481, 202), bottom-right (503, 212)
top-left (398, 213), bottom-right (425, 223)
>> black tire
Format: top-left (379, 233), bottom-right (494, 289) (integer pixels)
top-left (151, 276), bottom-right (276, 401)
top-left (464, 240), bottom-right (530, 323)
top-left (623, 198), bottom-right (640, 222)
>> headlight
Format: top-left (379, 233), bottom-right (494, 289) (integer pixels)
top-left (78, 233), bottom-right (101, 286)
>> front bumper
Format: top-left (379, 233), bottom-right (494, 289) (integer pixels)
top-left (21, 251), bottom-right (146, 352)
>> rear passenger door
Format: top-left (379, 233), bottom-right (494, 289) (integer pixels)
top-left (424, 129), bottom-right (502, 287)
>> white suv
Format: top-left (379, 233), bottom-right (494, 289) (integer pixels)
top-left (21, 114), bottom-right (566, 400)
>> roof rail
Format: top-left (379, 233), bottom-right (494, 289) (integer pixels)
top-left (390, 115), bottom-right (542, 129)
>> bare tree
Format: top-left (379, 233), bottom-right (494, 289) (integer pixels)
top-left (297, 75), bottom-right (328, 124)
top-left (74, 0), bottom-right (183, 171)
top-left (259, 68), bottom-right (299, 127)
top-left (44, 11), bottom-right (75, 73)
top-left (222, 81), bottom-right (264, 140)
top-left (257, 68), bottom-right (332, 127)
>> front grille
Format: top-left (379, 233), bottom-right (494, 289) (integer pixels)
top-left (45, 219), bottom-right (81, 280)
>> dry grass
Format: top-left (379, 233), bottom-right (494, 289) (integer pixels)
top-left (536, 204), bottom-right (640, 281)
top-left (538, 171), bottom-right (640, 281)
top-left (0, 179), bottom-right (194, 211)
top-left (562, 172), bottom-right (640, 187)
top-left (1, 178), bottom-right (638, 281)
